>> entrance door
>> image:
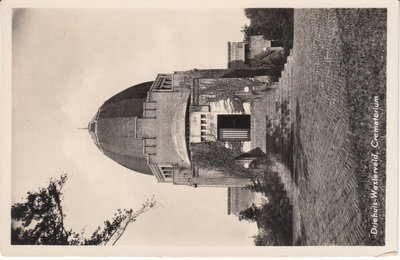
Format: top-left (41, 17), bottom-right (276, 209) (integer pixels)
top-left (217, 115), bottom-right (251, 141)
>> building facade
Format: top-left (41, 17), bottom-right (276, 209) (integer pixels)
top-left (89, 69), bottom-right (272, 188)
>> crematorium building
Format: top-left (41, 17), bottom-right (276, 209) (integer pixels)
top-left (88, 68), bottom-right (274, 188)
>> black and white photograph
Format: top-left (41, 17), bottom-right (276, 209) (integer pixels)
top-left (0, 0), bottom-right (398, 257)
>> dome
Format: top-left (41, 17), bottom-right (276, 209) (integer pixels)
top-left (89, 81), bottom-right (153, 175)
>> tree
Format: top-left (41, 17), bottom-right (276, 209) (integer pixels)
top-left (11, 173), bottom-right (157, 245)
top-left (239, 171), bottom-right (293, 246)
top-left (242, 8), bottom-right (294, 54)
top-left (239, 200), bottom-right (293, 246)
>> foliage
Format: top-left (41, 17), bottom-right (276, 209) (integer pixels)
top-left (82, 200), bottom-right (156, 246)
top-left (248, 172), bottom-right (289, 204)
top-left (11, 174), bottom-right (71, 245)
top-left (336, 8), bottom-right (386, 245)
top-left (198, 78), bottom-right (263, 113)
top-left (252, 230), bottom-right (277, 246)
top-left (242, 8), bottom-right (294, 54)
top-left (226, 140), bottom-right (246, 156)
top-left (239, 171), bottom-right (293, 246)
top-left (191, 141), bottom-right (252, 178)
top-left (11, 174), bottom-right (157, 245)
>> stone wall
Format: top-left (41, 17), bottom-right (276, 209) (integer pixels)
top-left (248, 35), bottom-right (271, 59)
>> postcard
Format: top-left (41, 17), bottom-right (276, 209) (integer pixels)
top-left (0, 0), bottom-right (398, 257)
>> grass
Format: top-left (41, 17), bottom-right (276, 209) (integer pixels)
top-left (336, 8), bottom-right (387, 245)
top-left (238, 8), bottom-right (387, 246)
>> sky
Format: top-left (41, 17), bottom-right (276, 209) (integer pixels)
top-left (11, 8), bottom-right (258, 245)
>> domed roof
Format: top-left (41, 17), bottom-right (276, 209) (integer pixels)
top-left (89, 81), bottom-right (153, 175)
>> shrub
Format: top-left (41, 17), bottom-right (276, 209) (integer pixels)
top-left (242, 8), bottom-right (294, 55)
top-left (191, 141), bottom-right (252, 178)
top-left (240, 171), bottom-right (293, 245)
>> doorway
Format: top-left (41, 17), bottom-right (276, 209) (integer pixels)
top-left (217, 115), bottom-right (251, 141)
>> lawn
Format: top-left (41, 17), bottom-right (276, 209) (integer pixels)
top-left (336, 8), bottom-right (387, 245)
top-left (291, 8), bottom-right (386, 245)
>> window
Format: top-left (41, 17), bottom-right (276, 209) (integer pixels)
top-left (89, 122), bottom-right (96, 133)
top-left (153, 74), bottom-right (173, 91)
top-left (161, 166), bottom-right (173, 179)
top-left (161, 78), bottom-right (172, 90)
top-left (201, 114), bottom-right (207, 119)
top-left (201, 125), bottom-right (206, 130)
top-left (159, 75), bottom-right (173, 91)
top-left (201, 120), bottom-right (207, 124)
